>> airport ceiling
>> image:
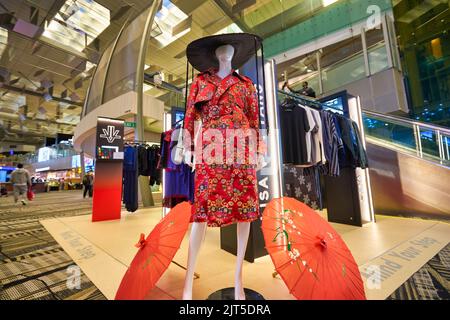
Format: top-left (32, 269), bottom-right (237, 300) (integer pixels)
top-left (0, 0), bottom-right (339, 147)
top-left (0, 0), bottom-right (440, 147)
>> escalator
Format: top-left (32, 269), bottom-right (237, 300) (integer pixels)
top-left (362, 111), bottom-right (450, 220)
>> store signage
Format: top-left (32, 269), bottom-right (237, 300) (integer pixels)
top-left (100, 126), bottom-right (122, 143)
top-left (96, 117), bottom-right (124, 160)
top-left (36, 167), bottom-right (50, 172)
top-left (93, 117), bottom-right (124, 222)
top-left (124, 121), bottom-right (136, 128)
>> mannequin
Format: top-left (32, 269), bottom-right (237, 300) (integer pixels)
top-left (182, 44), bottom-right (252, 301)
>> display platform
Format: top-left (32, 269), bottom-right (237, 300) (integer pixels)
top-left (41, 208), bottom-right (450, 300)
top-left (207, 288), bottom-right (265, 300)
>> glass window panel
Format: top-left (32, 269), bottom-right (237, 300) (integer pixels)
top-left (368, 43), bottom-right (389, 75)
top-left (83, 43), bottom-right (114, 115)
top-left (419, 128), bottom-right (441, 162)
top-left (320, 35), bottom-right (364, 93)
top-left (320, 35), bottom-right (363, 69)
top-left (322, 54), bottom-right (366, 92)
top-left (102, 8), bottom-right (150, 103)
top-left (442, 134), bottom-right (450, 165)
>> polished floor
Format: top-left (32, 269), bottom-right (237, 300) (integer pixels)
top-left (36, 192), bottom-right (450, 300)
top-left (0, 191), bottom-right (105, 300)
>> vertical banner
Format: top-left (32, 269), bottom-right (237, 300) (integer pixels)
top-left (92, 117), bottom-right (125, 222)
top-left (240, 56), bottom-right (283, 212)
top-left (220, 55), bottom-right (284, 262)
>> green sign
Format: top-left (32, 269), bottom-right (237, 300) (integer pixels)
top-left (124, 122), bottom-right (136, 128)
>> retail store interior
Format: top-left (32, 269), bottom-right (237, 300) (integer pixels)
top-left (0, 0), bottom-right (449, 301)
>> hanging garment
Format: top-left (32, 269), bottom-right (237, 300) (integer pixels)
top-left (309, 109), bottom-right (326, 165)
top-left (161, 130), bottom-right (195, 208)
top-left (137, 145), bottom-right (149, 176)
top-left (147, 145), bottom-right (162, 185)
top-left (301, 106), bottom-right (316, 164)
top-left (280, 101), bottom-right (310, 165)
top-left (283, 164), bottom-right (322, 210)
top-left (123, 145), bottom-right (139, 212)
top-left (336, 117), bottom-right (368, 169)
top-left (351, 121), bottom-right (369, 169)
top-left (184, 69), bottom-right (262, 227)
top-left (320, 111), bottom-right (344, 176)
top-left (159, 132), bottom-right (169, 169)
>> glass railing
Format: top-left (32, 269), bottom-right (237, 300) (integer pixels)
top-left (12, 146), bottom-right (80, 165)
top-left (362, 110), bottom-right (450, 167)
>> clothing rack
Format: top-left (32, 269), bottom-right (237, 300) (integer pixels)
top-left (278, 90), bottom-right (345, 115)
top-left (124, 140), bottom-right (160, 146)
top-left (278, 90), bottom-right (323, 110)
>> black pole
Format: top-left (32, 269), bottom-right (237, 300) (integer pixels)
top-left (254, 37), bottom-right (261, 130)
top-left (260, 40), bottom-right (269, 134)
top-left (184, 60), bottom-right (190, 114)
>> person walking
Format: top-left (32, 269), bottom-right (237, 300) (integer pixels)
top-left (10, 163), bottom-right (31, 205)
top-left (283, 80), bottom-right (316, 98)
top-left (82, 172), bottom-right (93, 198)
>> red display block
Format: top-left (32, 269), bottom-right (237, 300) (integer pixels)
top-left (92, 161), bottom-right (123, 222)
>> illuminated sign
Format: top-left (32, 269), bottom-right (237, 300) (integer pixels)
top-left (72, 155), bottom-right (81, 168)
top-left (38, 147), bottom-right (56, 162)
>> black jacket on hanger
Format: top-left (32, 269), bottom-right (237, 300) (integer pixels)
top-left (280, 101), bottom-right (310, 165)
top-left (336, 117), bottom-right (368, 169)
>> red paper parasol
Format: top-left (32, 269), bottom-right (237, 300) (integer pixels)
top-left (261, 197), bottom-right (366, 300)
top-left (115, 201), bottom-right (192, 300)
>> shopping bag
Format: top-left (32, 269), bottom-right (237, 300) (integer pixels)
top-left (27, 187), bottom-right (35, 201)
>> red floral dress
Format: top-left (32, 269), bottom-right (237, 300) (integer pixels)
top-left (183, 69), bottom-right (264, 227)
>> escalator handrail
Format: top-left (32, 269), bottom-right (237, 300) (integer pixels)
top-left (363, 110), bottom-right (450, 134)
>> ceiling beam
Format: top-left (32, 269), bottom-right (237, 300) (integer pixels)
top-left (212, 0), bottom-right (253, 33)
top-left (0, 83), bottom-right (84, 107)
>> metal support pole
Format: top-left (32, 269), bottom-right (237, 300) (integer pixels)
top-left (134, 0), bottom-right (161, 207)
top-left (136, 0), bottom-right (161, 141)
top-left (361, 27), bottom-right (371, 76)
top-left (414, 124), bottom-right (423, 158)
top-left (436, 130), bottom-right (444, 164)
top-left (316, 51), bottom-right (323, 95)
top-left (445, 136), bottom-right (450, 162)
top-left (382, 14), bottom-right (394, 69)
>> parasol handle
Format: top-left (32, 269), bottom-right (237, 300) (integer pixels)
top-left (316, 236), bottom-right (327, 250)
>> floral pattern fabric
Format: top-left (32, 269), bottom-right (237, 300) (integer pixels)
top-left (183, 69), bottom-right (262, 227)
top-left (283, 164), bottom-right (322, 211)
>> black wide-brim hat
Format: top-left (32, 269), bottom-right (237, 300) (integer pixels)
top-left (186, 33), bottom-right (263, 72)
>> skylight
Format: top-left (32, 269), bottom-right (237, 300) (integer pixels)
top-left (322, 0), bottom-right (339, 7)
top-left (152, 0), bottom-right (190, 47)
top-left (215, 23), bottom-right (243, 35)
top-left (42, 0), bottom-right (110, 52)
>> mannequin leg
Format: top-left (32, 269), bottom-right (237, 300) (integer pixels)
top-left (235, 222), bottom-right (251, 300)
top-left (182, 222), bottom-right (207, 300)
